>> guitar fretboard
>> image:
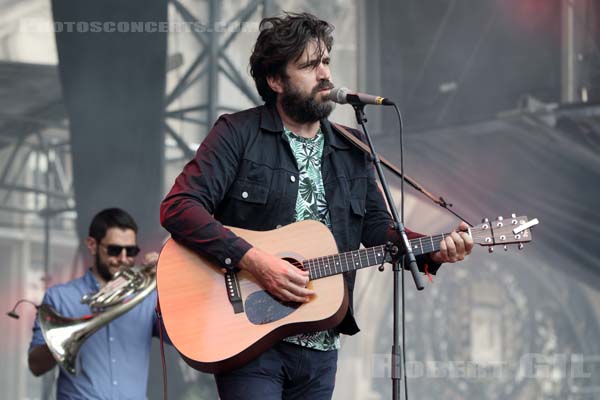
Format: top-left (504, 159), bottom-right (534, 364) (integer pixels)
top-left (304, 233), bottom-right (450, 280)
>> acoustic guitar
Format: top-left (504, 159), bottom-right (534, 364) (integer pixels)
top-left (156, 215), bottom-right (538, 373)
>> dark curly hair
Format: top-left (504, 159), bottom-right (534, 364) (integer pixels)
top-left (250, 12), bottom-right (334, 104)
top-left (88, 208), bottom-right (138, 242)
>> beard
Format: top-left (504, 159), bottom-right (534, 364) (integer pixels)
top-left (280, 78), bottom-right (335, 123)
top-left (95, 252), bottom-right (114, 282)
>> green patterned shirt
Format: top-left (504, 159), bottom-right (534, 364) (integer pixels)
top-left (281, 126), bottom-right (340, 351)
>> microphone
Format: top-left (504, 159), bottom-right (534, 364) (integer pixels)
top-left (327, 87), bottom-right (395, 106)
top-left (6, 299), bottom-right (39, 319)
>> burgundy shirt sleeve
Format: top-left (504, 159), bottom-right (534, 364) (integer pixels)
top-left (160, 116), bottom-right (252, 268)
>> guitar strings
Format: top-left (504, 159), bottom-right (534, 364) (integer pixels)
top-left (286, 227), bottom-right (528, 276)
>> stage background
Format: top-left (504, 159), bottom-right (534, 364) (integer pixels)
top-left (0, 0), bottom-right (598, 399)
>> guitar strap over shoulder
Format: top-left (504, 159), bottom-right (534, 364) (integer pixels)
top-left (330, 122), bottom-right (472, 224)
top-left (330, 122), bottom-right (442, 205)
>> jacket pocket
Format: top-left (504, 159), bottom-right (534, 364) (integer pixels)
top-left (228, 179), bottom-right (269, 204)
top-left (346, 197), bottom-right (365, 249)
top-left (350, 198), bottom-right (365, 217)
top-left (220, 179), bottom-right (272, 229)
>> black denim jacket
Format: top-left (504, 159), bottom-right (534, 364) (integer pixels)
top-left (160, 104), bottom-right (439, 335)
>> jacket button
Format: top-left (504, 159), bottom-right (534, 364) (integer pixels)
top-left (290, 176), bottom-right (296, 183)
top-left (242, 191), bottom-right (249, 199)
top-left (224, 258), bottom-right (232, 265)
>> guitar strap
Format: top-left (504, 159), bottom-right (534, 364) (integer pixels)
top-left (330, 122), bottom-right (471, 225)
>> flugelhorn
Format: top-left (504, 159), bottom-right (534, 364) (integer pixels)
top-left (38, 264), bottom-right (156, 375)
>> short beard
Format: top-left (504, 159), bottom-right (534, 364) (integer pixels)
top-left (280, 79), bottom-right (335, 124)
top-left (95, 252), bottom-right (114, 282)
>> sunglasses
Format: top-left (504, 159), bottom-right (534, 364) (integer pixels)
top-left (103, 244), bottom-right (140, 257)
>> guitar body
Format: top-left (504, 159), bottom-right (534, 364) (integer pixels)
top-left (156, 220), bottom-right (348, 374)
top-left (157, 214), bottom-right (539, 374)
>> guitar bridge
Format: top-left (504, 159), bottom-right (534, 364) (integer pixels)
top-left (224, 270), bottom-right (243, 314)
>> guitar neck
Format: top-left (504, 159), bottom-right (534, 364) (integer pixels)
top-left (305, 234), bottom-right (447, 280)
top-left (302, 214), bottom-right (538, 279)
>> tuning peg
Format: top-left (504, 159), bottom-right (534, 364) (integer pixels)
top-left (481, 218), bottom-right (490, 230)
top-left (488, 247), bottom-right (494, 253)
top-left (497, 216), bottom-right (504, 221)
top-left (503, 245), bottom-right (508, 251)
top-left (518, 243), bottom-right (524, 250)
top-left (511, 213), bottom-right (516, 218)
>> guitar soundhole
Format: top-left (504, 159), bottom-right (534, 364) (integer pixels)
top-left (245, 291), bottom-right (300, 325)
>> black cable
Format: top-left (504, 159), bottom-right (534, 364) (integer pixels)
top-left (6, 299), bottom-right (39, 319)
top-left (155, 306), bottom-right (168, 400)
top-left (402, 255), bottom-right (407, 400)
top-left (393, 104), bottom-right (410, 400)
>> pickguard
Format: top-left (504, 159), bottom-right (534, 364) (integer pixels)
top-left (245, 291), bottom-right (301, 325)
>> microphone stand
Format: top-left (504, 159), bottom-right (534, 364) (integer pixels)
top-left (351, 103), bottom-right (423, 400)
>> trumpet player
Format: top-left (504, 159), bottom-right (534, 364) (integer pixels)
top-left (28, 208), bottom-right (164, 400)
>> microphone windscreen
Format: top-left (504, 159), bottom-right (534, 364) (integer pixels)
top-left (328, 87), bottom-right (349, 104)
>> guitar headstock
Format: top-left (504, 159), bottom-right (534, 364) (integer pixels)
top-left (471, 214), bottom-right (539, 252)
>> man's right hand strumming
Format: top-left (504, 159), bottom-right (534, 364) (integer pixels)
top-left (238, 247), bottom-right (315, 303)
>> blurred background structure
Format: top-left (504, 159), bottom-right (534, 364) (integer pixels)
top-left (1, 0), bottom-right (599, 399)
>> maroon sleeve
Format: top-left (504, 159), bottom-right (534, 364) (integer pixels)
top-left (160, 116), bottom-right (252, 268)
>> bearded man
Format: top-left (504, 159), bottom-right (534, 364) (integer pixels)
top-left (160, 12), bottom-right (473, 400)
top-left (28, 208), bottom-right (163, 399)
